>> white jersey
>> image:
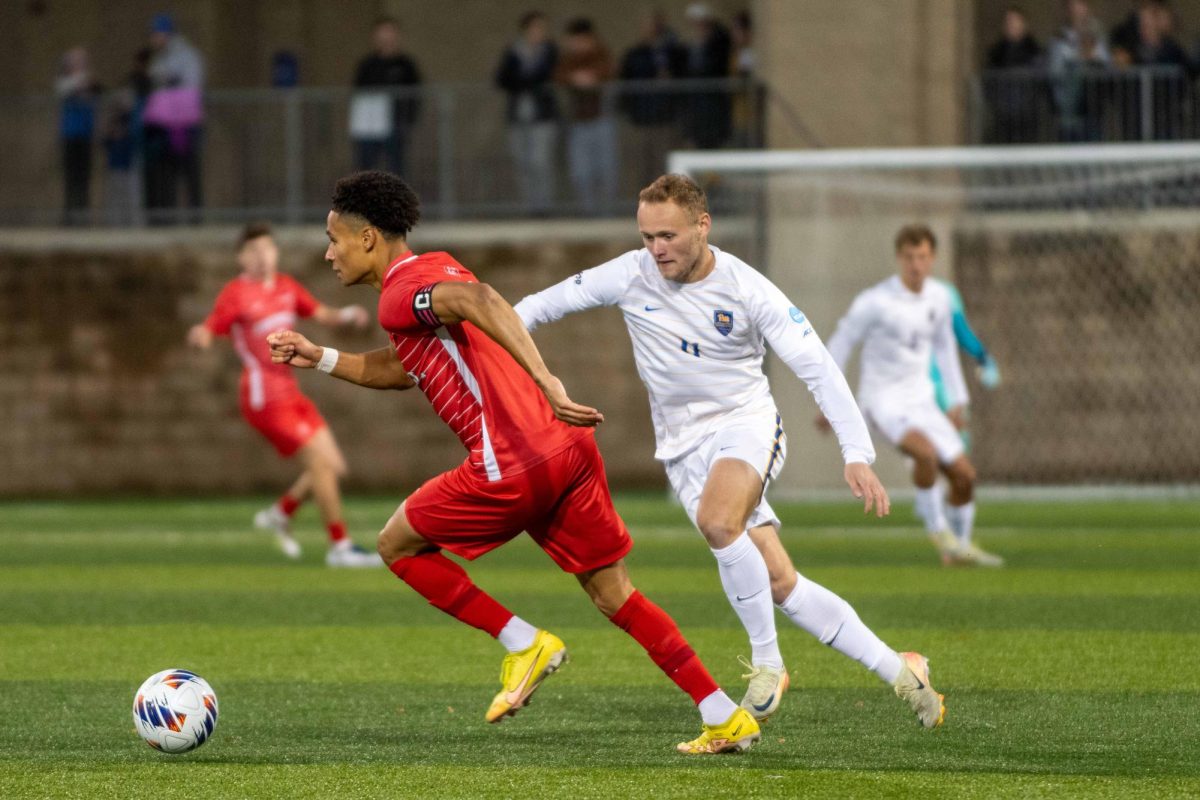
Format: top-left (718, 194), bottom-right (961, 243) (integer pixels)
top-left (515, 245), bottom-right (875, 464)
top-left (825, 275), bottom-right (968, 409)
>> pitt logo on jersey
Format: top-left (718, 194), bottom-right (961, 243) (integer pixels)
top-left (713, 309), bottom-right (734, 336)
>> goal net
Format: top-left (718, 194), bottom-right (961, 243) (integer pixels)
top-left (669, 145), bottom-right (1200, 493)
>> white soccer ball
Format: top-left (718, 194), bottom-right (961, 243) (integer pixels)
top-left (132, 669), bottom-right (219, 753)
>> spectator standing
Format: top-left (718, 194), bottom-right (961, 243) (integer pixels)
top-left (619, 12), bottom-right (687, 184)
top-left (1118, 2), bottom-right (1191, 139)
top-left (56, 47), bottom-right (101, 225)
top-left (102, 48), bottom-right (152, 226)
top-left (556, 18), bottom-right (618, 216)
top-left (142, 13), bottom-right (206, 223)
top-left (1049, 0), bottom-right (1111, 142)
top-left (349, 18), bottom-right (422, 177)
top-left (681, 3), bottom-right (733, 149)
top-left (983, 8), bottom-right (1045, 143)
top-left (495, 11), bottom-right (559, 216)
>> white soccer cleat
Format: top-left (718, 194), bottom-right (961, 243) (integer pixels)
top-left (893, 651), bottom-right (945, 729)
top-left (325, 541), bottom-right (383, 568)
top-left (954, 542), bottom-right (1005, 568)
top-left (736, 655), bottom-right (789, 722)
top-left (253, 506), bottom-right (301, 560)
top-left (927, 528), bottom-right (959, 566)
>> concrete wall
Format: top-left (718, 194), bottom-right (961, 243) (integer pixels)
top-left (0, 223), bottom-right (662, 496)
top-left (759, 0), bottom-right (976, 148)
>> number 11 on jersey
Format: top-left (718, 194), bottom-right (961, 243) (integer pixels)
top-left (680, 338), bottom-right (700, 357)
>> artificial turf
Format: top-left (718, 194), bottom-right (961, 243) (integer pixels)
top-left (0, 496), bottom-right (1197, 798)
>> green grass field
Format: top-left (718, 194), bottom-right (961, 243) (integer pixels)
top-left (1, 495), bottom-right (1198, 799)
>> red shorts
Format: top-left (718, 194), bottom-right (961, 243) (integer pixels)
top-left (241, 394), bottom-right (326, 457)
top-left (403, 433), bottom-right (633, 573)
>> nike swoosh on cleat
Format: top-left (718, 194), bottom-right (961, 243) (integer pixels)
top-left (504, 646), bottom-right (544, 705)
top-left (751, 694), bottom-right (776, 713)
top-left (735, 589), bottom-right (765, 602)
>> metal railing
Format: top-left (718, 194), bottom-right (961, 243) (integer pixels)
top-left (968, 65), bottom-right (1197, 145)
top-left (0, 78), bottom-right (768, 227)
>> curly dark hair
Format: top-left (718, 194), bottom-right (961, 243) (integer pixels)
top-left (330, 171), bottom-right (421, 239)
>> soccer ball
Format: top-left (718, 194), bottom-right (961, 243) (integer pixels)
top-left (132, 669), bottom-right (219, 753)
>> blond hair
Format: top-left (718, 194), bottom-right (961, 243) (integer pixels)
top-left (638, 174), bottom-right (708, 221)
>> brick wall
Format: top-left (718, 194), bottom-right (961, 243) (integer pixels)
top-left (0, 225), bottom-right (661, 496)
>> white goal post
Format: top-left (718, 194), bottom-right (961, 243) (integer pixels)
top-left (667, 144), bottom-right (1200, 495)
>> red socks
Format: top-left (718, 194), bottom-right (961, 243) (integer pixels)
top-left (278, 493), bottom-right (301, 517)
top-left (609, 590), bottom-right (719, 705)
top-left (326, 521), bottom-right (348, 543)
top-left (389, 552), bottom-right (513, 637)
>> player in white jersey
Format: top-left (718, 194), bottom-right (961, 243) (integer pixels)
top-left (515, 174), bottom-right (946, 729)
top-left (822, 225), bottom-right (1003, 568)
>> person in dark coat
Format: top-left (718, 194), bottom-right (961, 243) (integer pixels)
top-left (495, 11), bottom-right (560, 215)
top-left (350, 17), bottom-right (423, 177)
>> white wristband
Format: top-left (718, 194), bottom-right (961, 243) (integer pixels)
top-left (316, 347), bottom-right (340, 374)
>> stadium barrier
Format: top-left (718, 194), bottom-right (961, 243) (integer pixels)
top-left (0, 78), bottom-right (766, 227)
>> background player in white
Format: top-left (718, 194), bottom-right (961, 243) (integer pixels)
top-left (820, 225), bottom-right (1003, 567)
top-left (515, 174), bottom-right (945, 729)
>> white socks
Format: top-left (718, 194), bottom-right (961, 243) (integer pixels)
top-left (914, 486), bottom-right (949, 534)
top-left (710, 533), bottom-right (784, 669)
top-left (777, 572), bottom-right (902, 685)
top-left (946, 501), bottom-right (976, 546)
top-left (497, 616), bottom-right (538, 653)
top-left (697, 690), bottom-right (739, 726)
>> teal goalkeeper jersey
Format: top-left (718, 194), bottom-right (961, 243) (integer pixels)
top-left (930, 279), bottom-right (991, 411)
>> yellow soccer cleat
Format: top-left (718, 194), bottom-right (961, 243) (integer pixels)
top-left (676, 707), bottom-right (761, 755)
top-left (893, 651), bottom-right (946, 729)
top-left (485, 630), bottom-right (568, 724)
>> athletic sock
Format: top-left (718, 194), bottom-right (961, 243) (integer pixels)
top-left (496, 616), bottom-right (539, 653)
top-left (389, 552), bottom-right (514, 638)
top-left (710, 533), bottom-right (783, 669)
top-left (914, 486), bottom-right (949, 534)
top-left (277, 493), bottom-right (301, 518)
top-left (777, 572), bottom-right (902, 684)
top-left (609, 590), bottom-right (732, 720)
top-left (326, 521), bottom-right (348, 544)
top-left (946, 501), bottom-right (976, 546)
top-left (697, 690), bottom-right (740, 727)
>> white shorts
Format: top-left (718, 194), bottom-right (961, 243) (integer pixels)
top-left (663, 412), bottom-right (786, 533)
top-left (863, 396), bottom-right (964, 465)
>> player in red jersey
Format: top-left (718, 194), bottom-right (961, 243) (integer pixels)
top-left (267, 171), bottom-right (761, 754)
top-left (187, 222), bottom-right (380, 567)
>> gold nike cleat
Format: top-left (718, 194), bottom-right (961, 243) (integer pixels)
top-left (737, 656), bottom-right (789, 722)
top-left (676, 707), bottom-right (761, 755)
top-left (893, 651), bottom-right (946, 729)
top-left (485, 630), bottom-right (568, 724)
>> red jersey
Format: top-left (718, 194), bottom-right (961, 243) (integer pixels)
top-left (205, 273), bottom-right (320, 410)
top-left (378, 252), bottom-right (586, 481)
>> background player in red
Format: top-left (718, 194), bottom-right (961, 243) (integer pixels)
top-left (268, 170), bottom-right (761, 754)
top-left (187, 221), bottom-right (380, 567)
